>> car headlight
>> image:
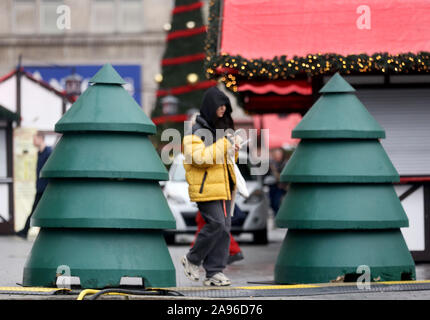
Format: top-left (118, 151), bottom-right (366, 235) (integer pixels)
top-left (244, 190), bottom-right (264, 204)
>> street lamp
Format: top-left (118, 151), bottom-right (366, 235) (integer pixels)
top-left (65, 73), bottom-right (82, 97)
top-left (161, 95), bottom-right (179, 115)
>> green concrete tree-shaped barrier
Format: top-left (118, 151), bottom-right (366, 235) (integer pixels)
top-left (23, 64), bottom-right (176, 289)
top-left (274, 73), bottom-right (416, 284)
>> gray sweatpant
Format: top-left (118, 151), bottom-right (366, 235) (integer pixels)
top-left (187, 198), bottom-right (232, 278)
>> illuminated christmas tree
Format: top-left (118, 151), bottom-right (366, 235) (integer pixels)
top-left (151, 0), bottom-right (216, 146)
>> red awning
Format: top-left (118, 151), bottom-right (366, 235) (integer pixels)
top-left (238, 80), bottom-right (312, 95)
top-left (221, 0), bottom-right (430, 60)
top-left (243, 94), bottom-right (314, 114)
top-left (151, 114), bottom-right (188, 125)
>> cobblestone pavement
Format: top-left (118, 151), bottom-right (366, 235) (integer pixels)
top-left (1, 220), bottom-right (430, 300)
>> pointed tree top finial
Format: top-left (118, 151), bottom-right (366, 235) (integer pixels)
top-left (319, 72), bottom-right (356, 93)
top-left (89, 64), bottom-right (127, 85)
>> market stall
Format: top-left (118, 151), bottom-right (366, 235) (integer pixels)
top-left (0, 105), bottom-right (19, 234)
top-left (205, 0), bottom-right (430, 260)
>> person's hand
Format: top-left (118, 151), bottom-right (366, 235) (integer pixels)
top-left (233, 134), bottom-right (242, 152)
top-left (234, 143), bottom-right (240, 152)
top-left (225, 133), bottom-right (240, 152)
top-left (225, 133), bottom-right (234, 141)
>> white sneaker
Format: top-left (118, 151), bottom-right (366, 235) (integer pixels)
top-left (181, 255), bottom-right (200, 282)
top-left (203, 272), bottom-right (231, 287)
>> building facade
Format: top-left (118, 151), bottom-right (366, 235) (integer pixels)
top-left (0, 0), bottom-right (212, 116)
top-left (0, 0), bottom-right (215, 234)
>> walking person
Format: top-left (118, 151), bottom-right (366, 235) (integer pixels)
top-left (191, 206), bottom-right (244, 265)
top-left (16, 131), bottom-right (52, 239)
top-left (268, 148), bottom-right (288, 216)
top-left (181, 87), bottom-right (239, 286)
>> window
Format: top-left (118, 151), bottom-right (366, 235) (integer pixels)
top-left (92, 0), bottom-right (116, 33)
top-left (40, 0), bottom-right (64, 34)
top-left (119, 0), bottom-right (143, 32)
top-left (91, 0), bottom-right (143, 33)
top-left (13, 0), bottom-right (37, 34)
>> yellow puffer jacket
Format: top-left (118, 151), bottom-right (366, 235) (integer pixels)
top-left (182, 133), bottom-right (238, 202)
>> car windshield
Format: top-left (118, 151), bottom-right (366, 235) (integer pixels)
top-left (237, 162), bottom-right (256, 181)
top-left (170, 156), bottom-right (257, 182)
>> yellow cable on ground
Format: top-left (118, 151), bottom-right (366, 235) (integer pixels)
top-left (77, 289), bottom-right (129, 300)
top-left (77, 289), bottom-right (98, 300)
top-left (0, 286), bottom-right (70, 295)
top-left (237, 284), bottom-right (320, 290)
top-left (77, 288), bottom-right (182, 300)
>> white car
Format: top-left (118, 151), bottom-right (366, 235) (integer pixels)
top-left (162, 153), bottom-right (269, 244)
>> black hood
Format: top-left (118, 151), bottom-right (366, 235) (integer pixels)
top-left (199, 87), bottom-right (232, 128)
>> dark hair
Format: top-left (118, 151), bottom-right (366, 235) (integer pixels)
top-left (213, 111), bottom-right (235, 131)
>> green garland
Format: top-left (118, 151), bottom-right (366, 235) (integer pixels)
top-left (204, 0), bottom-right (430, 91)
